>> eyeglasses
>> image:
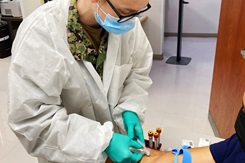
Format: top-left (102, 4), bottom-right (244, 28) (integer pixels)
top-left (105, 0), bottom-right (151, 23)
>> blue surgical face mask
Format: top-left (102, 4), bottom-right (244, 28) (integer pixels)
top-left (95, 4), bottom-right (136, 35)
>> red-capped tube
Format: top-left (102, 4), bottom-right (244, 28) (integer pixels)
top-left (148, 130), bottom-right (153, 148)
top-left (153, 132), bottom-right (159, 149)
top-left (156, 127), bottom-right (162, 134)
top-left (148, 130), bottom-right (153, 137)
top-left (156, 127), bottom-right (162, 148)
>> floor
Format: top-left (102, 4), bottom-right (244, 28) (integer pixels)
top-left (143, 37), bottom-right (217, 139)
top-left (0, 37), bottom-right (217, 162)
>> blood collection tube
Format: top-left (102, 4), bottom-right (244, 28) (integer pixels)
top-left (148, 130), bottom-right (153, 148)
top-left (156, 127), bottom-right (162, 148)
top-left (153, 132), bottom-right (159, 149)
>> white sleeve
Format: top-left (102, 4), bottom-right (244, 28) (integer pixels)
top-left (113, 19), bottom-right (153, 129)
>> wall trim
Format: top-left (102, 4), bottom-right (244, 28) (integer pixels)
top-left (165, 33), bottom-right (218, 37)
top-left (153, 53), bottom-right (164, 60)
top-left (208, 112), bottom-right (222, 138)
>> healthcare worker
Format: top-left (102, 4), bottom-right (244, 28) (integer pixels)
top-left (8, 0), bottom-right (153, 162)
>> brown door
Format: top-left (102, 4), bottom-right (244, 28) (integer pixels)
top-left (209, 0), bottom-right (245, 138)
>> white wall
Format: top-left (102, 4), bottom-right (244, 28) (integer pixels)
top-left (141, 0), bottom-right (221, 56)
top-left (20, 0), bottom-right (42, 18)
top-left (141, 0), bottom-right (165, 56)
top-left (165, 0), bottom-right (221, 34)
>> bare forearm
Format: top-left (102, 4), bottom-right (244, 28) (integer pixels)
top-left (106, 146), bottom-right (215, 163)
top-left (141, 146), bottom-right (215, 163)
top-left (187, 146), bottom-right (215, 163)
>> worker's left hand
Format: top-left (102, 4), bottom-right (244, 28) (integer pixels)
top-left (105, 133), bottom-right (143, 163)
top-left (122, 111), bottom-right (144, 143)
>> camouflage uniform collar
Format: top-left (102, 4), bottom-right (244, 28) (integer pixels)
top-left (67, 0), bottom-right (109, 78)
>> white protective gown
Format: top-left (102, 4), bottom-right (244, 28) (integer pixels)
top-left (8, 0), bottom-right (153, 162)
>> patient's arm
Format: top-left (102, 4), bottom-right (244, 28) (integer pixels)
top-left (106, 146), bottom-right (215, 163)
top-left (141, 146), bottom-right (215, 163)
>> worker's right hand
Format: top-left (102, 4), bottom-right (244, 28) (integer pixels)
top-left (105, 133), bottom-right (143, 163)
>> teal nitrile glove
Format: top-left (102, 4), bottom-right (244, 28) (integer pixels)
top-left (105, 133), bottom-right (143, 163)
top-left (122, 111), bottom-right (145, 143)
